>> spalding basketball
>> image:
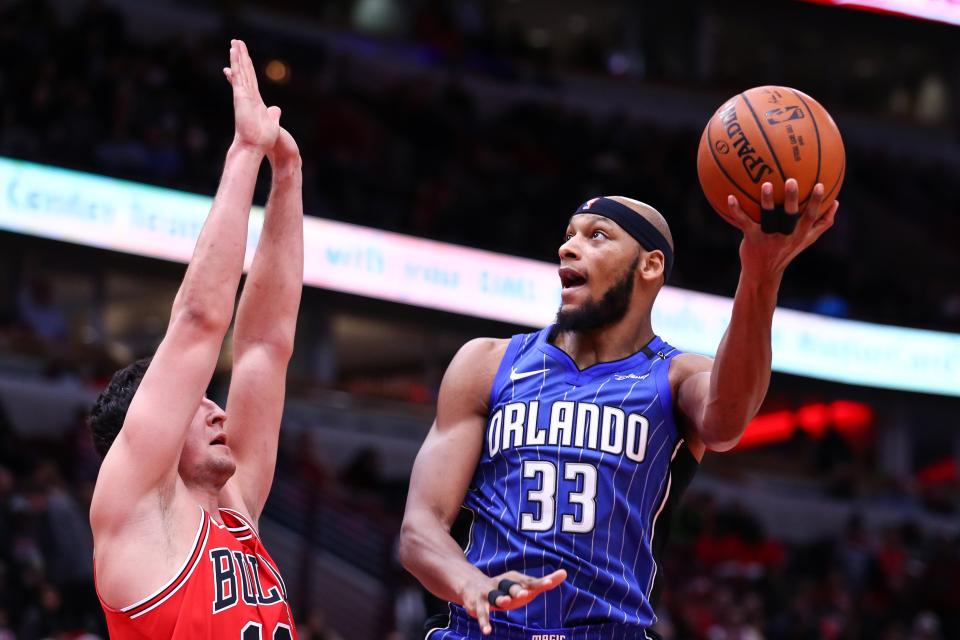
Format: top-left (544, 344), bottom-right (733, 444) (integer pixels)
top-left (697, 86), bottom-right (845, 224)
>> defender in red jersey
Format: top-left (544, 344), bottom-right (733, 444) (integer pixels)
top-left (88, 40), bottom-right (302, 638)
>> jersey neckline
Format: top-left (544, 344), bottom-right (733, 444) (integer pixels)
top-left (535, 325), bottom-right (666, 385)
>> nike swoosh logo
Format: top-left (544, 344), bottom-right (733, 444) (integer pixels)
top-left (510, 367), bottom-right (549, 381)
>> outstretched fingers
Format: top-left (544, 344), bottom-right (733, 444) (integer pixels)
top-left (464, 569), bottom-right (568, 636)
top-left (803, 182), bottom-right (825, 218)
top-left (500, 569), bottom-right (567, 604)
top-left (784, 178), bottom-right (800, 214)
top-left (536, 569), bottom-right (567, 590)
top-left (725, 195), bottom-right (755, 231)
top-left (791, 182), bottom-right (823, 238)
top-left (225, 39), bottom-right (255, 93)
top-left (237, 40), bottom-right (259, 94)
top-left (476, 596), bottom-right (492, 635)
top-left (760, 182), bottom-right (775, 211)
top-left (810, 200), bottom-right (839, 236)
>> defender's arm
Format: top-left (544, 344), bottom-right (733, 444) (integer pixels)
top-left (91, 40), bottom-right (280, 530)
top-left (221, 129), bottom-right (303, 523)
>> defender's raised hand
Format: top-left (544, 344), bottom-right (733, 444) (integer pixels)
top-left (726, 178), bottom-right (839, 279)
top-left (223, 39), bottom-right (280, 153)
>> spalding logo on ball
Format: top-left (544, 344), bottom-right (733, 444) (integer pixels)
top-left (697, 85), bottom-right (845, 224)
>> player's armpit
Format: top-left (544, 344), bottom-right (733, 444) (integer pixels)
top-left (673, 351), bottom-right (761, 453)
top-left (400, 337), bottom-right (508, 604)
top-left (670, 353), bottom-right (713, 459)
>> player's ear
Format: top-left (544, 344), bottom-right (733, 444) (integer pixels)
top-left (638, 250), bottom-right (665, 283)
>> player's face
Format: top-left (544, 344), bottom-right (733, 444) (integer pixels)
top-left (557, 214), bottom-right (640, 321)
top-left (178, 397), bottom-right (236, 488)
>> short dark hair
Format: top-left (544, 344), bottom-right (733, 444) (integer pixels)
top-left (88, 357), bottom-right (152, 457)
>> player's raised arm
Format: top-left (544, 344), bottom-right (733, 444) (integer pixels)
top-left (675, 179), bottom-right (838, 452)
top-left (90, 40), bottom-right (281, 525)
top-left (220, 126), bottom-right (303, 524)
top-left (400, 338), bottom-right (566, 636)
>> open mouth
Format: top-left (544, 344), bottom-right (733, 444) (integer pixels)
top-left (210, 433), bottom-right (228, 446)
top-left (559, 267), bottom-right (587, 289)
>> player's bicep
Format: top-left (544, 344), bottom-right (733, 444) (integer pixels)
top-left (407, 417), bottom-right (486, 529)
top-left (407, 338), bottom-right (505, 528)
top-left (221, 345), bottom-right (289, 518)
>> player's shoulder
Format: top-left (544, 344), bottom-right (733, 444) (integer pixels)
top-left (439, 337), bottom-right (511, 412)
top-left (450, 337), bottom-right (511, 372)
top-left (668, 351), bottom-right (713, 382)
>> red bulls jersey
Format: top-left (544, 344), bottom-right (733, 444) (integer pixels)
top-left (96, 507), bottom-right (297, 639)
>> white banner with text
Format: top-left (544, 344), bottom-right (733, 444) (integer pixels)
top-left (1, 156), bottom-right (958, 396)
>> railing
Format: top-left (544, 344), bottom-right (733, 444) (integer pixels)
top-left (262, 465), bottom-right (403, 638)
top-left (264, 472), bottom-right (399, 579)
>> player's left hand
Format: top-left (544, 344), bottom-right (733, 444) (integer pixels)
top-left (726, 178), bottom-right (839, 280)
top-left (223, 39), bottom-right (281, 154)
top-left (460, 568), bottom-right (567, 635)
top-left (487, 569), bottom-right (568, 613)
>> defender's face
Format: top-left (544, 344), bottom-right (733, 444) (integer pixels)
top-left (179, 397), bottom-right (236, 487)
top-left (558, 214), bottom-right (639, 312)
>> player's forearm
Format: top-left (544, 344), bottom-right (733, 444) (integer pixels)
top-left (171, 143), bottom-right (264, 332)
top-left (399, 511), bottom-right (487, 604)
top-left (701, 270), bottom-right (780, 450)
top-left (233, 159), bottom-right (304, 356)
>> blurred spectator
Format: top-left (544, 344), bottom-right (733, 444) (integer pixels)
top-left (0, 0), bottom-right (956, 338)
top-left (17, 277), bottom-right (68, 344)
top-left (299, 608), bottom-right (345, 640)
top-left (341, 446), bottom-right (385, 493)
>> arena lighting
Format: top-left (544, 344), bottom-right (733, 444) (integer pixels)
top-left (917, 458), bottom-right (956, 485)
top-left (799, 0), bottom-right (960, 27)
top-left (265, 59), bottom-right (290, 84)
top-left (1, 156), bottom-right (959, 396)
top-left (736, 400), bottom-right (874, 450)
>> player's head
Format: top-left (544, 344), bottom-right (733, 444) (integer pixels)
top-left (88, 358), bottom-right (235, 487)
top-left (556, 196), bottom-right (673, 333)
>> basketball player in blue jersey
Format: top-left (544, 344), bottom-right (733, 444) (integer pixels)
top-left (400, 179), bottom-right (838, 639)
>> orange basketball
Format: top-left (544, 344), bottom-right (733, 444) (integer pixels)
top-left (697, 85), bottom-right (845, 224)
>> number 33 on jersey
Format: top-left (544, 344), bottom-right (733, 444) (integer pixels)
top-left (458, 327), bottom-right (699, 631)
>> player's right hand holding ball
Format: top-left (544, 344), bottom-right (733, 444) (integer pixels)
top-left (460, 569), bottom-right (567, 636)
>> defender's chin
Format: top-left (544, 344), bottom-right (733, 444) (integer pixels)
top-left (209, 454), bottom-right (237, 484)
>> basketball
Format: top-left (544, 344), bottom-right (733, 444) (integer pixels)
top-left (697, 86), bottom-right (845, 224)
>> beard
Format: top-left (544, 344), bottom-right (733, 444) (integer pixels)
top-left (554, 256), bottom-right (639, 334)
top-left (185, 452), bottom-right (237, 489)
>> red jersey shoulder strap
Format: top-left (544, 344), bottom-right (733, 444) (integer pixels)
top-left (219, 507), bottom-right (259, 539)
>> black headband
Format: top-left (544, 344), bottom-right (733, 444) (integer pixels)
top-left (573, 197), bottom-right (674, 282)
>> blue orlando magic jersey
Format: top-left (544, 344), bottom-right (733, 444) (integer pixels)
top-left (431, 326), bottom-right (699, 639)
